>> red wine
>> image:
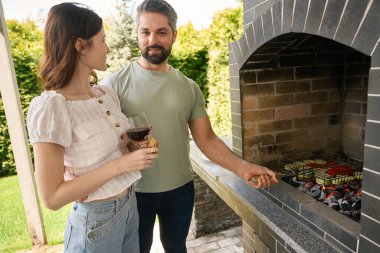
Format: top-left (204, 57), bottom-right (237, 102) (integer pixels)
top-left (126, 127), bottom-right (150, 141)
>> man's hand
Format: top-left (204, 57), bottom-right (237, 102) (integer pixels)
top-left (239, 163), bottom-right (279, 189)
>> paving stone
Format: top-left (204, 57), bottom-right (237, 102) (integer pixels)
top-left (194, 242), bottom-right (220, 253)
top-left (187, 238), bottom-right (205, 248)
top-left (210, 245), bottom-right (241, 253)
top-left (217, 237), bottom-right (241, 248)
top-left (201, 233), bottom-right (225, 243)
top-left (187, 230), bottom-right (196, 240)
top-left (233, 244), bottom-right (244, 253)
top-left (222, 227), bottom-right (243, 237)
top-left (187, 248), bottom-right (197, 253)
top-left (22, 224), bottom-right (243, 253)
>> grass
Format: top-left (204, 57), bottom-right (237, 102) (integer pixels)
top-left (0, 175), bottom-right (71, 253)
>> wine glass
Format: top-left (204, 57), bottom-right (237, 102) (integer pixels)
top-left (126, 112), bottom-right (151, 141)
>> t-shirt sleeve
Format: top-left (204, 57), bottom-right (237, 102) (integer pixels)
top-left (99, 63), bottom-right (131, 97)
top-left (99, 75), bottom-right (116, 92)
top-left (26, 93), bottom-right (72, 148)
top-left (190, 82), bottom-right (208, 121)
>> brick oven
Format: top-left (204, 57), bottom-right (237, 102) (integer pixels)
top-left (227, 0), bottom-right (380, 252)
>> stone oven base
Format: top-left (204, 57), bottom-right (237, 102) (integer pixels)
top-left (191, 172), bottom-right (242, 238)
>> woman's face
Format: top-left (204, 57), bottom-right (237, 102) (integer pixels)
top-left (81, 26), bottom-right (110, 71)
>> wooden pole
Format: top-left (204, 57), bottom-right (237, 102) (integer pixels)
top-left (0, 0), bottom-right (47, 245)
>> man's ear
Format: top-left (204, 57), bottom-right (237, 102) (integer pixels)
top-left (75, 38), bottom-right (87, 55)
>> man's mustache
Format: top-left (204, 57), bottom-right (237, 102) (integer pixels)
top-left (146, 45), bottom-right (165, 50)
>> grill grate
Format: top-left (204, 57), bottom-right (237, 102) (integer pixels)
top-left (279, 150), bottom-right (363, 186)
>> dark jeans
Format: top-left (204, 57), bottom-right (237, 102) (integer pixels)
top-left (136, 181), bottom-right (195, 253)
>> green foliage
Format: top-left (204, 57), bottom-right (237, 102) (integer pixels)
top-left (0, 99), bottom-right (12, 176)
top-left (0, 20), bottom-right (43, 176)
top-left (169, 50), bottom-right (209, 100)
top-left (0, 175), bottom-right (71, 252)
top-left (170, 23), bottom-right (209, 100)
top-left (0, 176), bottom-right (30, 252)
top-left (6, 20), bottom-right (42, 93)
top-left (103, 0), bottom-right (139, 76)
top-left (174, 23), bottom-right (206, 51)
top-left (206, 6), bottom-right (243, 135)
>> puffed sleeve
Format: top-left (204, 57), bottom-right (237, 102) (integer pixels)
top-left (26, 92), bottom-right (72, 148)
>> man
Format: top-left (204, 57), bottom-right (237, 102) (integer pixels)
top-left (101, 0), bottom-right (278, 252)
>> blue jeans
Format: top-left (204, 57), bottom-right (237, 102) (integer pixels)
top-left (136, 181), bottom-right (195, 253)
top-left (64, 187), bottom-right (139, 253)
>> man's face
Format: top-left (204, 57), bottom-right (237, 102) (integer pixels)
top-left (137, 12), bottom-right (176, 65)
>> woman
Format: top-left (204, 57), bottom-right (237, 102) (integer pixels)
top-left (26, 3), bottom-right (157, 252)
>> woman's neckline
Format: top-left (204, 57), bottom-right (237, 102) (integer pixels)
top-left (49, 86), bottom-right (106, 102)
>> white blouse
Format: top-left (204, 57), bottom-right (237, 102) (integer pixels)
top-left (27, 85), bottom-right (141, 202)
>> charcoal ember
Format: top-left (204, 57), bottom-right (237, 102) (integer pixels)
top-left (353, 188), bottom-right (362, 198)
top-left (334, 186), bottom-right (345, 199)
top-left (323, 193), bottom-right (339, 209)
top-left (351, 199), bottom-right (361, 220)
top-left (298, 179), bottom-right (316, 192)
top-left (349, 181), bottom-right (362, 190)
top-left (352, 198), bottom-right (361, 211)
top-left (318, 188), bottom-right (327, 201)
top-left (351, 211), bottom-right (361, 220)
top-left (308, 184), bottom-right (322, 198)
top-left (290, 177), bottom-right (304, 187)
top-left (330, 202), bottom-right (340, 210)
top-left (338, 198), bottom-right (352, 215)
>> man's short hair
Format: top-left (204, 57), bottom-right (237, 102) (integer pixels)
top-left (136, 0), bottom-right (178, 32)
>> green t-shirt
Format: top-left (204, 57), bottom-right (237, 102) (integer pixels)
top-left (101, 61), bottom-right (208, 193)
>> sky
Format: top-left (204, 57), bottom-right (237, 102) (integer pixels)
top-left (2, 0), bottom-right (240, 29)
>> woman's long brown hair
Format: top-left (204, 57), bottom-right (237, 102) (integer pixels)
top-left (39, 3), bottom-right (102, 90)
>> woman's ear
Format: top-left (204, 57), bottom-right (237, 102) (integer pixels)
top-left (75, 38), bottom-right (87, 55)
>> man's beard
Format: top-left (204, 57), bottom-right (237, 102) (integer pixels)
top-left (141, 45), bottom-right (171, 65)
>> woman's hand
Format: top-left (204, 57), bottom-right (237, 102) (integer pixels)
top-left (117, 147), bottom-right (158, 172)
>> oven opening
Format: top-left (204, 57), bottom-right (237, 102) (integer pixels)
top-left (240, 33), bottom-right (369, 228)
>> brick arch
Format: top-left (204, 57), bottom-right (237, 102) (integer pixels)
top-left (230, 0), bottom-right (379, 70)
